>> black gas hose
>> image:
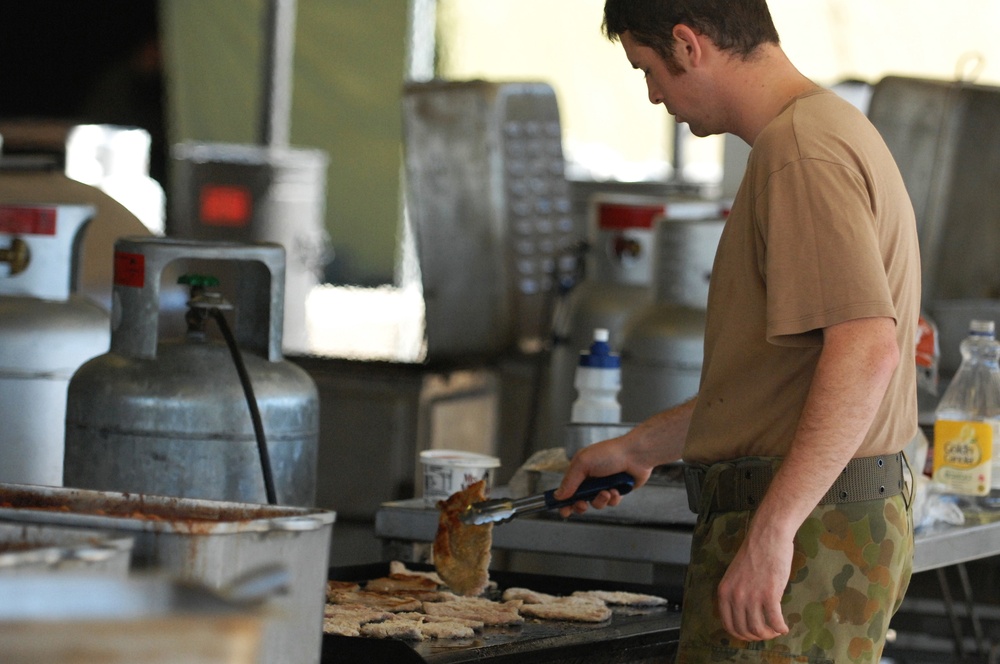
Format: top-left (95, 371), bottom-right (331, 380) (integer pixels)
top-left (210, 307), bottom-right (278, 505)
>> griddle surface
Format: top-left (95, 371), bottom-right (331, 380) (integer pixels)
top-left (323, 563), bottom-right (682, 664)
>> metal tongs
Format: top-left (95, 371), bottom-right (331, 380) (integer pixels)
top-left (459, 472), bottom-right (636, 526)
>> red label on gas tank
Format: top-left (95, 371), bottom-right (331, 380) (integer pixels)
top-left (597, 203), bottom-right (665, 231)
top-left (0, 206), bottom-right (57, 235)
top-left (114, 251), bottom-right (145, 288)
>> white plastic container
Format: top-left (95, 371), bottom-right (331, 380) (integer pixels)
top-left (571, 328), bottom-right (622, 424)
top-left (420, 450), bottom-right (500, 506)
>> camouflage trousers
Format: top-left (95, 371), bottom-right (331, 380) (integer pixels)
top-left (675, 458), bottom-right (914, 664)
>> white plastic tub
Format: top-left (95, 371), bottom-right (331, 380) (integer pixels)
top-left (419, 449), bottom-right (500, 505)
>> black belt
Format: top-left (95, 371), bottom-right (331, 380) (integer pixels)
top-left (683, 452), bottom-right (905, 514)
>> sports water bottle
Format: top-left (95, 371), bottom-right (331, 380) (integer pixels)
top-left (570, 328), bottom-right (622, 424)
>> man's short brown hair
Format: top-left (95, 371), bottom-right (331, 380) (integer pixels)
top-left (603, 0), bottom-right (780, 73)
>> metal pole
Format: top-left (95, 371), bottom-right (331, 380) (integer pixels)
top-left (671, 119), bottom-right (685, 182)
top-left (937, 566), bottom-right (967, 660)
top-left (406, 0), bottom-right (437, 82)
top-left (957, 562), bottom-right (988, 657)
top-left (260, 0), bottom-right (297, 147)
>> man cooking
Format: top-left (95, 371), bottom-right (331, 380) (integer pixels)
top-left (554, 1), bottom-right (921, 662)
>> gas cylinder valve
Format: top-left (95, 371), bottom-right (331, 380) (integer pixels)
top-left (0, 238), bottom-right (30, 275)
top-left (179, 274), bottom-right (232, 337)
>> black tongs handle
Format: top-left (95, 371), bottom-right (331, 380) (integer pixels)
top-left (542, 472), bottom-right (635, 510)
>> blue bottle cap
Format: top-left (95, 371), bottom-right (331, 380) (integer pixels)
top-left (579, 329), bottom-right (621, 368)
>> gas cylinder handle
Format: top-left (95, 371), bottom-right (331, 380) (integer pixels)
top-left (111, 237), bottom-right (286, 361)
top-left (0, 238), bottom-right (30, 275)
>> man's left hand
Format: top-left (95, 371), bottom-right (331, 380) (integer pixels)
top-left (716, 534), bottom-right (792, 641)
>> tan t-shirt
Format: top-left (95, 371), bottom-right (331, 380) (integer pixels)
top-left (684, 89), bottom-right (921, 464)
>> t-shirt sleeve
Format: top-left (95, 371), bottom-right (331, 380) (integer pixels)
top-left (755, 158), bottom-right (897, 346)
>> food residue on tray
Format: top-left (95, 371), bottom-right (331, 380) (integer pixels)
top-left (322, 561), bottom-right (671, 641)
top-left (0, 491), bottom-right (289, 523)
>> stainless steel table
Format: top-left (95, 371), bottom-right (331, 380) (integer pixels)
top-left (911, 516), bottom-right (1000, 661)
top-left (913, 516), bottom-right (1000, 573)
top-left (376, 497), bottom-right (1000, 661)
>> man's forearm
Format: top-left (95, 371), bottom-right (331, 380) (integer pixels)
top-left (749, 316), bottom-right (901, 541)
top-left (625, 395), bottom-right (697, 467)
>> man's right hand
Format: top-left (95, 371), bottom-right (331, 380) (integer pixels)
top-left (553, 436), bottom-right (654, 517)
top-left (553, 398), bottom-right (697, 517)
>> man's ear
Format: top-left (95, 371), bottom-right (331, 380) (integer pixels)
top-left (671, 24), bottom-right (704, 68)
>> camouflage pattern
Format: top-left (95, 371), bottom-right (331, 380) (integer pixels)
top-left (675, 457), bottom-right (914, 664)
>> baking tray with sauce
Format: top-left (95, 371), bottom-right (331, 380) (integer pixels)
top-left (0, 482), bottom-right (335, 664)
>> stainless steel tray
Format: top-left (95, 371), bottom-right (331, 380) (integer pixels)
top-left (0, 482), bottom-right (335, 664)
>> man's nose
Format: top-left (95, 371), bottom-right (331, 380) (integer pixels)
top-left (646, 80), bottom-right (663, 105)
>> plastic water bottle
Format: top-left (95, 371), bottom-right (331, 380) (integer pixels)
top-left (933, 319), bottom-right (1000, 504)
top-left (570, 328), bottom-right (622, 424)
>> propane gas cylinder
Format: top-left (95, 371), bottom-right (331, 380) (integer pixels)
top-left (64, 237), bottom-right (319, 506)
top-left (620, 217), bottom-right (725, 422)
top-left (0, 204), bottom-right (109, 485)
top-left (544, 193), bottom-right (725, 453)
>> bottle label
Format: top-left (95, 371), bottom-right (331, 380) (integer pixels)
top-left (933, 420), bottom-right (993, 496)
